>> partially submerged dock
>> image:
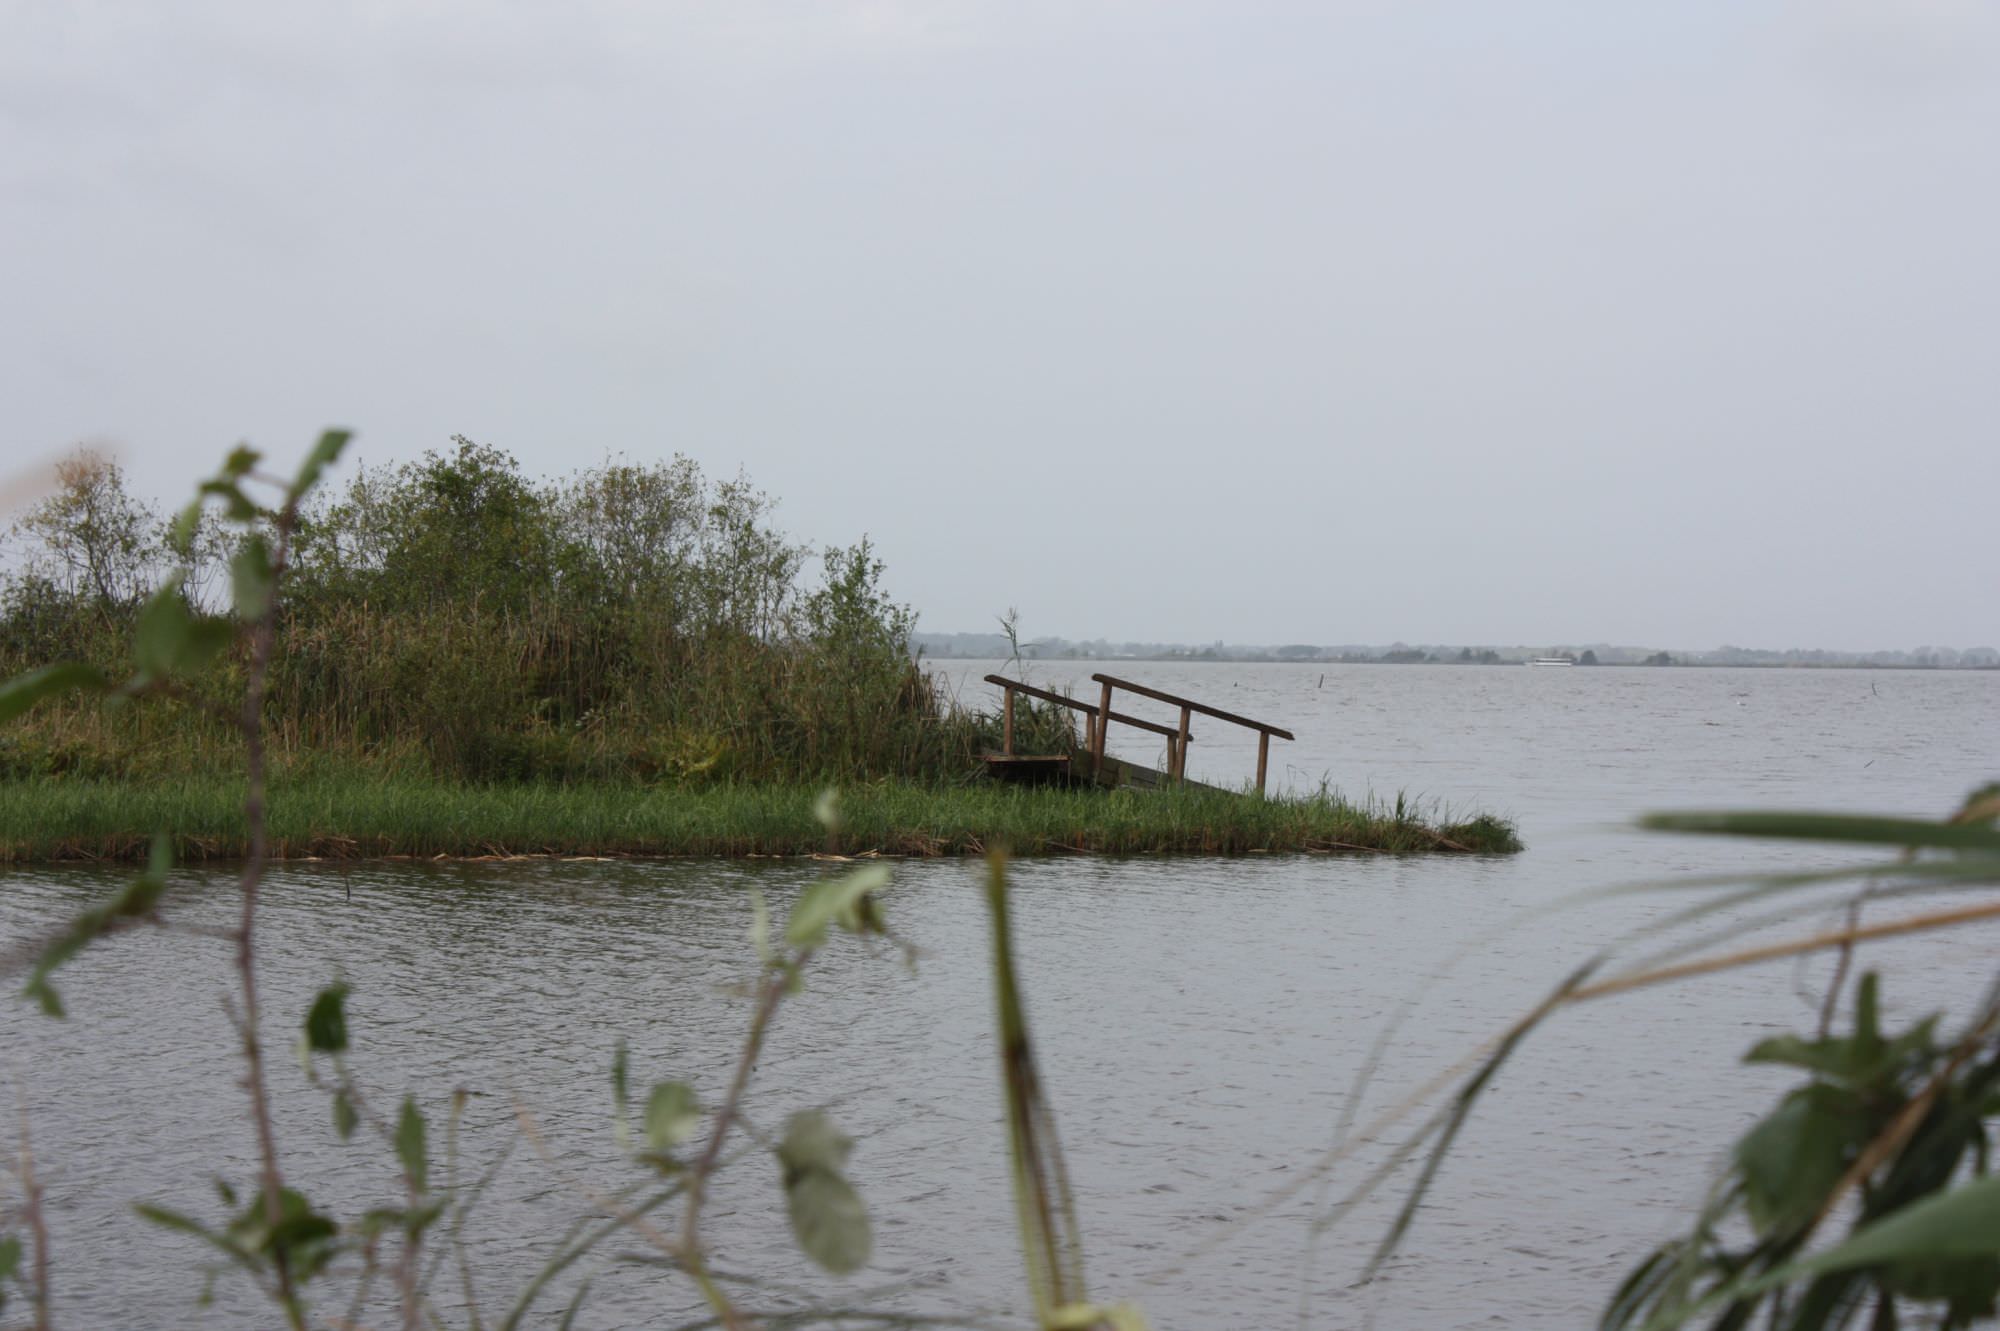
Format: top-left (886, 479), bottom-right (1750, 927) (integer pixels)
top-left (982, 672), bottom-right (1295, 794)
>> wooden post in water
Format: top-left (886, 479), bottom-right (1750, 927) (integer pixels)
top-left (1175, 705), bottom-right (1191, 782)
top-left (1002, 686), bottom-right (1015, 756)
top-left (1255, 731), bottom-right (1270, 795)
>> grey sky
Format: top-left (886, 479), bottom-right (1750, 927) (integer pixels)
top-left (5, 2), bottom-right (1995, 651)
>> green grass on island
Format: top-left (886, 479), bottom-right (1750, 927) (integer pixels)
top-left (0, 777), bottom-right (1521, 864)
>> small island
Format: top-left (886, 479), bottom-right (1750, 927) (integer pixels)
top-left (0, 441), bottom-right (1520, 863)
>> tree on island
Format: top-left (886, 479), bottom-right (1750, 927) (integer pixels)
top-left (1578, 649), bottom-right (1599, 665)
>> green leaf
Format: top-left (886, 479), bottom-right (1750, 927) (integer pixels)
top-left (136, 1203), bottom-right (260, 1273)
top-left (1641, 811), bottom-right (2000, 855)
top-left (777, 1111), bottom-right (870, 1272)
top-left (332, 1092), bottom-right (358, 1141)
top-left (396, 1096), bottom-right (428, 1193)
top-left (134, 578), bottom-right (190, 677)
top-left (610, 1040), bottom-right (631, 1148)
top-left (206, 1188), bottom-right (342, 1284)
top-left (1737, 1085), bottom-right (1861, 1238)
top-left (778, 1110), bottom-right (854, 1175)
top-left (355, 1207), bottom-right (402, 1239)
top-left (1799, 1175), bottom-right (2000, 1270)
top-left (747, 886), bottom-right (772, 966)
top-left (267, 1208), bottom-right (337, 1254)
top-left (1666, 1175), bottom-right (2000, 1326)
top-left (134, 578), bottom-right (234, 678)
top-left (1853, 971), bottom-right (1881, 1062)
top-left (784, 1165), bottom-right (871, 1275)
top-left (303, 983), bottom-right (349, 1054)
top-left (0, 662), bottom-right (110, 727)
top-left (0, 1234), bottom-right (20, 1283)
top-left (22, 976), bottom-right (62, 1018)
top-left (23, 865), bottom-right (171, 1017)
top-left (197, 479), bottom-right (258, 521)
top-left (1745, 1010), bottom-right (1940, 1091)
top-left (169, 499), bottom-right (205, 554)
top-left (400, 1200), bottom-right (446, 1238)
top-left (187, 618), bottom-right (235, 668)
top-left (291, 428), bottom-right (353, 499)
top-left (221, 445), bottom-right (261, 479)
top-left (643, 1082), bottom-right (700, 1155)
top-left (1745, 1035), bottom-right (1864, 1080)
top-left (230, 536), bottom-right (276, 621)
top-left (785, 863), bottom-right (892, 949)
top-left (1882, 1252), bottom-right (2000, 1308)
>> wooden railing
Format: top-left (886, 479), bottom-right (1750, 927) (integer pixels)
top-left (1090, 673), bottom-right (1296, 793)
top-left (984, 674), bottom-right (1192, 766)
top-left (984, 671), bottom-right (1295, 794)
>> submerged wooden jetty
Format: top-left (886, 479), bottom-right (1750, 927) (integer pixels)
top-left (982, 672), bottom-right (1295, 795)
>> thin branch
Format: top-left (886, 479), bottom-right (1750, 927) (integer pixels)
top-left (661, 1311), bottom-right (1013, 1331)
top-left (17, 1095), bottom-right (51, 1331)
top-left (1817, 890), bottom-right (1867, 1038)
top-left (1565, 898), bottom-right (2000, 1006)
top-left (231, 492), bottom-right (307, 1327)
top-left (512, 1101), bottom-right (685, 1264)
top-left (0, 910), bottom-right (166, 982)
top-left (679, 955), bottom-right (808, 1331)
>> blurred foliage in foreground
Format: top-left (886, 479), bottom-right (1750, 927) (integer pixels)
top-left (1296, 790), bottom-right (2000, 1331)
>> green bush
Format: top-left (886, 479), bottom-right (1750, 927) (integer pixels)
top-left (0, 440), bottom-right (1015, 784)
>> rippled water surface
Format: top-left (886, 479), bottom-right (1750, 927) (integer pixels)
top-left (3, 663), bottom-right (1996, 1328)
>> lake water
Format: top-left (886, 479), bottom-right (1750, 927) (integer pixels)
top-left (2, 662), bottom-right (1996, 1329)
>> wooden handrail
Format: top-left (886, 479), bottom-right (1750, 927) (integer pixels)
top-left (983, 675), bottom-right (1191, 743)
top-left (984, 672), bottom-right (1294, 795)
top-left (1086, 672), bottom-right (1295, 795)
top-left (1087, 673), bottom-right (1295, 739)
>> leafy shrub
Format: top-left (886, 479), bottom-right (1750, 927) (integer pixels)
top-left (0, 440), bottom-right (1002, 784)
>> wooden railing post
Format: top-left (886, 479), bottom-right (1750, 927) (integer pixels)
top-left (1003, 685), bottom-right (1015, 756)
top-left (1256, 731), bottom-right (1270, 795)
top-left (1094, 678), bottom-right (1114, 775)
top-left (1175, 705), bottom-right (1191, 782)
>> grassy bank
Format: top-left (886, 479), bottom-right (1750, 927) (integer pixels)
top-left (0, 777), bottom-right (1520, 863)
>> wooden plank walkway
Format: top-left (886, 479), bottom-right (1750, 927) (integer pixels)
top-left (980, 672), bottom-right (1292, 795)
top-left (979, 748), bottom-right (1214, 793)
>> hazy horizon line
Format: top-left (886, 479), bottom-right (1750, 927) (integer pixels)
top-left (912, 630), bottom-right (1999, 661)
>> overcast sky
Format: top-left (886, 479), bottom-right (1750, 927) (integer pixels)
top-left (4, 2), bottom-right (1995, 651)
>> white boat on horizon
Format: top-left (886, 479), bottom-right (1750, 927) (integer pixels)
top-left (1525, 657), bottom-right (1576, 667)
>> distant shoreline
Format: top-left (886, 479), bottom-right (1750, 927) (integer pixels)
top-left (914, 639), bottom-right (1999, 671)
top-left (919, 654), bottom-right (1999, 671)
